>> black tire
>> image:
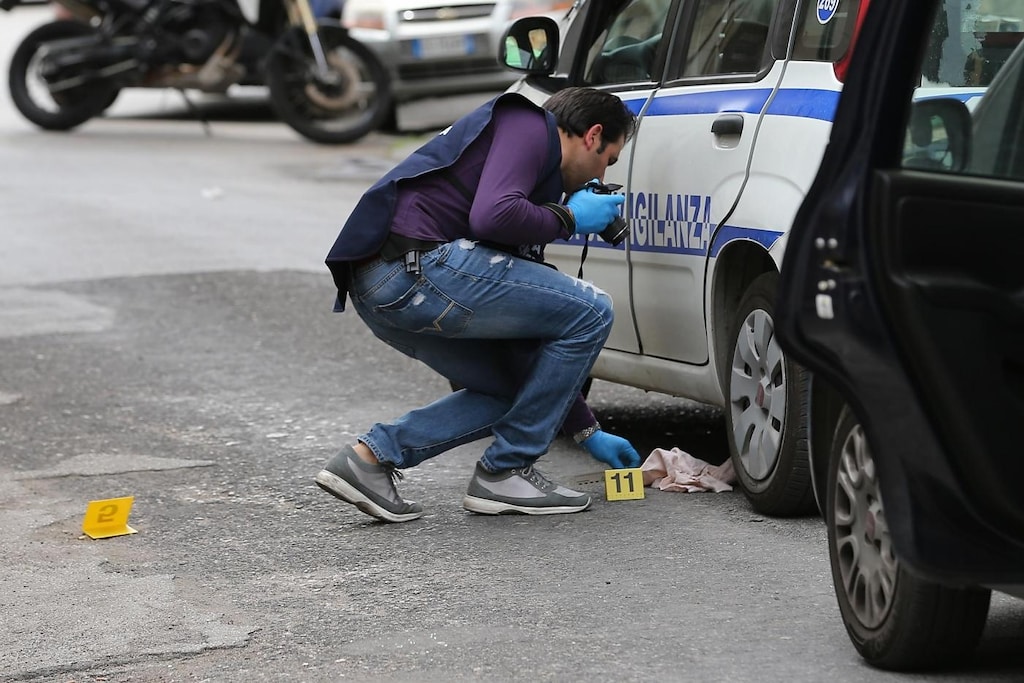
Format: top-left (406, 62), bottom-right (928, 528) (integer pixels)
top-left (265, 24), bottom-right (391, 144)
top-left (826, 406), bottom-right (991, 670)
top-left (8, 21), bottom-right (120, 131)
top-left (99, 89), bottom-right (121, 113)
top-left (725, 272), bottom-right (815, 515)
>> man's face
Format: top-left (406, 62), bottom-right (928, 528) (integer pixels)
top-left (561, 123), bottom-right (625, 192)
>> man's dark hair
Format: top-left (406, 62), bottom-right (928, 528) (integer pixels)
top-left (543, 87), bottom-right (637, 152)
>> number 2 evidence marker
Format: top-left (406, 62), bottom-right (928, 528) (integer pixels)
top-left (82, 496), bottom-right (138, 539)
top-left (604, 468), bottom-right (645, 501)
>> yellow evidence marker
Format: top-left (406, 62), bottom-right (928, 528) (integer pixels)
top-left (82, 496), bottom-right (138, 539)
top-left (604, 468), bottom-right (645, 501)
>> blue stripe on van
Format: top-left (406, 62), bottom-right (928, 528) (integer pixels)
top-left (639, 89), bottom-right (773, 116)
top-left (764, 88), bottom-right (841, 121)
top-left (709, 225), bottom-right (783, 256)
top-left (566, 224), bottom-right (783, 256)
top-left (628, 88), bottom-right (841, 122)
top-left (914, 91), bottom-right (985, 104)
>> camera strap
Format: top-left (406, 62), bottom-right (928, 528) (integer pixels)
top-left (577, 236), bottom-right (591, 280)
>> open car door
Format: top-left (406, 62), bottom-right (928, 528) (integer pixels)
top-left (777, 0), bottom-right (1024, 671)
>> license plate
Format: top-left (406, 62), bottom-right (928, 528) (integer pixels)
top-left (410, 35), bottom-right (476, 59)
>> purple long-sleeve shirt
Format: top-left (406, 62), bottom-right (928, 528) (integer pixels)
top-left (390, 103), bottom-right (596, 437)
top-left (391, 104), bottom-right (564, 245)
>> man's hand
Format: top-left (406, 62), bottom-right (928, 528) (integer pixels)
top-left (581, 430), bottom-right (641, 469)
top-left (566, 181), bottom-right (625, 235)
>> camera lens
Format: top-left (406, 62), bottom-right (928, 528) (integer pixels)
top-left (600, 216), bottom-right (629, 246)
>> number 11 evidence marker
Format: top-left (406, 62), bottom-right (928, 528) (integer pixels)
top-left (604, 468), bottom-right (645, 501)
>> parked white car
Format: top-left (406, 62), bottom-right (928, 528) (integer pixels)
top-left (341, 0), bottom-right (573, 124)
top-left (500, 0), bottom-right (1023, 516)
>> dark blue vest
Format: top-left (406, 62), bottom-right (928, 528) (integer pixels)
top-left (325, 92), bottom-right (563, 311)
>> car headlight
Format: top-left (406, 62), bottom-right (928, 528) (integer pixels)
top-left (509, 0), bottom-right (575, 20)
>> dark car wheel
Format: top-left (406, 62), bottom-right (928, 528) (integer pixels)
top-left (726, 272), bottom-right (815, 516)
top-left (827, 406), bottom-right (992, 670)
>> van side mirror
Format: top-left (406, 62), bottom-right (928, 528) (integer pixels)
top-left (499, 17), bottom-right (559, 75)
top-left (903, 98), bottom-right (972, 173)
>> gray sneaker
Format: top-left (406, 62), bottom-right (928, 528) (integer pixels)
top-left (314, 446), bottom-right (424, 523)
top-left (462, 462), bottom-right (592, 515)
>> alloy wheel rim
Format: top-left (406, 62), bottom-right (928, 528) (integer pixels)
top-left (729, 308), bottom-right (786, 481)
top-left (833, 423), bottom-right (897, 629)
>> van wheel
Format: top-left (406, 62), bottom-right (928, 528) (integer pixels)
top-left (725, 272), bottom-right (815, 515)
top-left (827, 406), bottom-right (991, 670)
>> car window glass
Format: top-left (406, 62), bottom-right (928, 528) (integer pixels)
top-left (583, 0), bottom-right (674, 85)
top-left (791, 0), bottom-right (863, 63)
top-left (682, 0), bottom-right (778, 77)
top-left (902, 0), bottom-right (1024, 179)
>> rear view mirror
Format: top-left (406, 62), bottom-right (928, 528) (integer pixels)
top-left (500, 17), bottom-right (559, 75)
top-left (903, 98), bottom-right (972, 173)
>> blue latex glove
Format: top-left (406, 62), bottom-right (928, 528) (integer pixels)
top-left (566, 181), bottom-right (625, 235)
top-left (582, 430), bottom-right (641, 469)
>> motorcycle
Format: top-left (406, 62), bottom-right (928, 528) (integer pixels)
top-left (0, 0), bottom-right (391, 144)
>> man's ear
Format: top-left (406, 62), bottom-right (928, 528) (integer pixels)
top-left (584, 123), bottom-right (604, 150)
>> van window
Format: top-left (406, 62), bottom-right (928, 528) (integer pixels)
top-left (921, 0), bottom-right (1024, 87)
top-left (682, 0), bottom-right (778, 77)
top-left (791, 0), bottom-right (863, 63)
top-left (903, 0), bottom-right (1024, 179)
top-left (583, 0), bottom-right (674, 85)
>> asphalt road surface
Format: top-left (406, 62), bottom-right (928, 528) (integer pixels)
top-left (1, 7), bottom-right (1023, 682)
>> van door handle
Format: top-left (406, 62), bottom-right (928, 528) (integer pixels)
top-left (711, 114), bottom-right (744, 136)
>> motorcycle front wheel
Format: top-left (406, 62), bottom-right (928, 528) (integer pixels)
top-left (266, 25), bottom-right (391, 144)
top-left (8, 20), bottom-right (121, 131)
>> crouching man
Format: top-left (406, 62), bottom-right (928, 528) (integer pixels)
top-left (318, 87), bottom-right (641, 522)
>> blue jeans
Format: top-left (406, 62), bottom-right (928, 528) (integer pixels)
top-left (348, 239), bottom-right (613, 472)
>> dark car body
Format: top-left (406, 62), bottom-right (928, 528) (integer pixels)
top-left (776, 0), bottom-right (1024, 670)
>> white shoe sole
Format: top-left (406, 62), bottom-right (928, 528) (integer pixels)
top-left (462, 495), bottom-right (591, 515)
top-left (315, 470), bottom-right (423, 523)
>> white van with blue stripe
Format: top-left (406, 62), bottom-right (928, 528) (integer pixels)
top-left (500, 0), bottom-right (1016, 515)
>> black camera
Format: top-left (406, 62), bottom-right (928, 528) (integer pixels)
top-left (584, 180), bottom-right (629, 246)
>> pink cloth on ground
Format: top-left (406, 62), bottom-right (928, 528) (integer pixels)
top-left (641, 447), bottom-right (736, 493)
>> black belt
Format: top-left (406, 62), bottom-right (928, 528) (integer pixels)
top-left (351, 234), bottom-right (444, 276)
top-left (379, 233), bottom-right (444, 261)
